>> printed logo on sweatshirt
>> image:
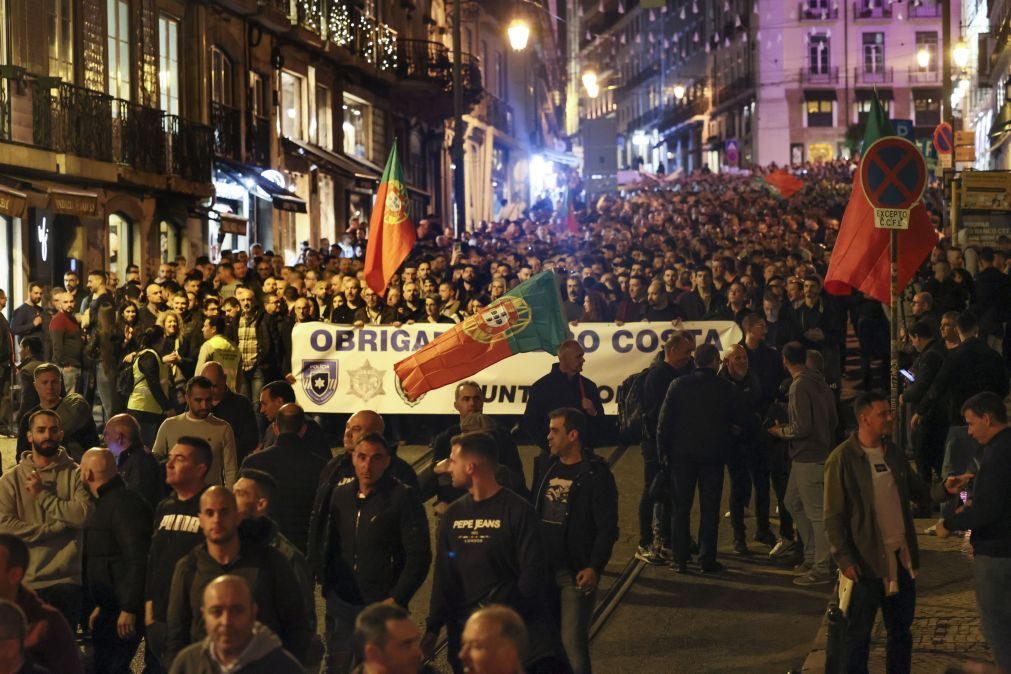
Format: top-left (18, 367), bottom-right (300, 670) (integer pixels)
top-left (157, 514), bottom-right (201, 533)
top-left (451, 518), bottom-right (502, 544)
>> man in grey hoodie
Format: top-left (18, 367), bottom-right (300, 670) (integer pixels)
top-left (0, 409), bottom-right (94, 627)
top-left (769, 342), bottom-right (839, 586)
top-left (168, 575), bottom-right (302, 674)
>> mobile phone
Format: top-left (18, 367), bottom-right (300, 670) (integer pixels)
top-left (899, 369), bottom-right (915, 383)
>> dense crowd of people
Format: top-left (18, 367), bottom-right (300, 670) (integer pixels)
top-left (0, 159), bottom-right (1009, 674)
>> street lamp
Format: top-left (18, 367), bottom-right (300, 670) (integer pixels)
top-left (581, 71), bottom-right (599, 98)
top-left (507, 19), bottom-right (530, 51)
top-left (916, 48), bottom-right (931, 69)
top-left (673, 84), bottom-right (686, 101)
top-left (953, 41), bottom-right (970, 69)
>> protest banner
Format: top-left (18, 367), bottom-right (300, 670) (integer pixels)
top-left (291, 321), bottom-right (742, 415)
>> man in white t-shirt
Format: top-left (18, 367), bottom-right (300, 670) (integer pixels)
top-left (823, 390), bottom-right (963, 673)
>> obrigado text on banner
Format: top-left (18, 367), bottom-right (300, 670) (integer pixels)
top-left (291, 321), bottom-right (742, 415)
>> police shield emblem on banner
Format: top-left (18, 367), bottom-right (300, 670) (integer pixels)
top-left (301, 360), bottom-right (339, 405)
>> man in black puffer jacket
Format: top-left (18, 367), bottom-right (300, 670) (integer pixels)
top-left (310, 432), bottom-right (431, 674)
top-left (80, 448), bottom-right (152, 673)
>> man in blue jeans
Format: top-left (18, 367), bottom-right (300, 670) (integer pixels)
top-left (532, 408), bottom-right (618, 674)
top-left (936, 392), bottom-right (1011, 672)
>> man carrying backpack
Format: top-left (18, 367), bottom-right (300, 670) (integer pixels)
top-left (635, 332), bottom-right (695, 564)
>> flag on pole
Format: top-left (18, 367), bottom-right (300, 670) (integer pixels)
top-left (394, 272), bottom-right (571, 401)
top-left (824, 94), bottom-right (938, 305)
top-left (760, 169), bottom-right (804, 199)
top-left (364, 143), bottom-right (416, 297)
top-left (564, 187), bottom-right (579, 234)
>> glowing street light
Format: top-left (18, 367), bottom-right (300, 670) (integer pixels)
top-left (582, 71), bottom-right (600, 98)
top-left (673, 83), bottom-right (686, 101)
top-left (953, 41), bottom-right (970, 69)
top-left (507, 19), bottom-right (530, 51)
top-left (916, 48), bottom-right (931, 69)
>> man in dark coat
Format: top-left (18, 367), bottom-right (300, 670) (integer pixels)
top-left (657, 343), bottom-right (748, 573)
top-left (202, 362), bottom-right (258, 465)
top-left (80, 449), bottom-right (153, 673)
top-left (103, 413), bottom-right (164, 509)
top-left (521, 340), bottom-right (605, 454)
top-left (902, 321), bottom-right (948, 489)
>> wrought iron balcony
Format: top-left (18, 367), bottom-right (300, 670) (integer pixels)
top-left (322, 2), bottom-right (398, 71)
top-left (474, 92), bottom-right (514, 135)
top-left (659, 96), bottom-right (709, 133)
top-left (853, 2), bottom-right (892, 19)
top-left (0, 67), bottom-right (212, 184)
top-left (712, 75), bottom-right (754, 108)
top-left (855, 66), bottom-right (894, 84)
top-left (211, 101), bottom-right (241, 161)
top-left (247, 113), bottom-right (271, 167)
top-left (908, 67), bottom-right (940, 84)
top-left (797, 2), bottom-right (839, 19)
top-left (800, 66), bottom-right (840, 84)
top-left (908, 1), bottom-right (942, 18)
top-left (394, 39), bottom-right (483, 101)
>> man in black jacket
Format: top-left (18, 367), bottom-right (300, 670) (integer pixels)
top-left (80, 449), bottom-right (152, 673)
top-left (637, 332), bottom-right (694, 564)
top-left (257, 380), bottom-right (332, 460)
top-left (916, 311), bottom-right (1009, 521)
top-left (901, 321), bottom-right (948, 488)
top-left (10, 284), bottom-right (44, 350)
top-left (242, 404), bottom-right (326, 553)
top-left (935, 393), bottom-right (1011, 671)
top-left (104, 413), bottom-right (163, 509)
top-left (532, 408), bottom-right (618, 674)
top-left (657, 343), bottom-right (748, 573)
top-left (313, 432), bottom-right (431, 674)
top-left (522, 340), bottom-right (605, 454)
top-left (164, 487), bottom-right (310, 667)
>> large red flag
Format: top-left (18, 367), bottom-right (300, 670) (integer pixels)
top-left (824, 96), bottom-right (938, 305)
top-left (364, 143), bottom-right (416, 296)
top-left (762, 169), bottom-right (804, 198)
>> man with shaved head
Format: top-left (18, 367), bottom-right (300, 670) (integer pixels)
top-left (48, 290), bottom-right (85, 395)
top-left (80, 448), bottom-right (152, 672)
top-left (138, 283), bottom-right (166, 333)
top-left (104, 413), bottom-right (163, 507)
top-left (202, 362), bottom-right (258, 466)
top-left (522, 339), bottom-right (605, 454)
top-left (165, 487), bottom-right (310, 667)
top-left (169, 575), bottom-right (302, 673)
top-left (241, 404), bottom-right (326, 553)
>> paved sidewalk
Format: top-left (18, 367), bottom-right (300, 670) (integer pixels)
top-left (804, 520), bottom-right (993, 673)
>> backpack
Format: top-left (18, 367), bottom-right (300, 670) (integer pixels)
top-left (616, 366), bottom-right (650, 444)
top-left (115, 363), bottom-right (135, 398)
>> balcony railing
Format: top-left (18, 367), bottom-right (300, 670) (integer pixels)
top-left (855, 66), bottom-right (894, 84)
top-left (798, 2), bottom-right (839, 19)
top-left (800, 66), bottom-right (840, 84)
top-left (909, 1), bottom-right (942, 17)
top-left (321, 2), bottom-right (398, 71)
top-left (474, 92), bottom-right (514, 135)
top-left (211, 101), bottom-right (241, 160)
top-left (908, 67), bottom-right (940, 84)
top-left (853, 2), bottom-right (892, 19)
top-left (659, 95), bottom-right (709, 132)
top-left (712, 75), bottom-right (754, 107)
top-left (394, 39), bottom-right (482, 100)
top-left (247, 113), bottom-right (271, 167)
top-left (0, 67), bottom-right (212, 184)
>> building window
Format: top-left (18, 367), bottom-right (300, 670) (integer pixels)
top-left (48, 0), bottom-right (74, 82)
top-left (107, 0), bottom-right (131, 100)
top-left (280, 70), bottom-right (304, 140)
top-left (210, 47), bottom-right (233, 106)
top-left (342, 93), bottom-right (371, 160)
top-left (856, 98), bottom-right (890, 124)
top-left (806, 100), bottom-right (833, 127)
top-left (496, 50), bottom-right (507, 100)
top-left (158, 14), bottom-right (180, 116)
top-left (863, 32), bottom-right (884, 73)
top-left (916, 32), bottom-right (938, 72)
top-left (914, 94), bottom-right (941, 126)
top-left (316, 84), bottom-right (332, 150)
top-left (809, 35), bottom-right (829, 74)
top-left (249, 72), bottom-right (265, 118)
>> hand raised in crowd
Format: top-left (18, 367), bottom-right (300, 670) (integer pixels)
top-left (944, 473), bottom-right (974, 495)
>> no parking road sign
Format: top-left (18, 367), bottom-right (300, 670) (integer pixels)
top-left (859, 136), bottom-right (927, 230)
top-left (933, 122), bottom-right (953, 155)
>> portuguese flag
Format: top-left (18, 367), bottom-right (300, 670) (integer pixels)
top-left (824, 94), bottom-right (937, 305)
top-left (364, 142), bottom-right (416, 297)
top-left (394, 271), bottom-right (571, 401)
top-left (760, 169), bottom-right (804, 199)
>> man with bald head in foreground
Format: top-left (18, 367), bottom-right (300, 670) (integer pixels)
top-left (169, 575), bottom-right (302, 674)
top-left (81, 448), bottom-right (153, 672)
top-left (104, 413), bottom-right (163, 508)
top-left (202, 362), bottom-right (259, 466)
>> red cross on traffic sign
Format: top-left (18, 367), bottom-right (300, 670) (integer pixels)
top-left (859, 136), bottom-right (926, 229)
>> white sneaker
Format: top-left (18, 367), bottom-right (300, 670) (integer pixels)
top-left (769, 539), bottom-right (797, 559)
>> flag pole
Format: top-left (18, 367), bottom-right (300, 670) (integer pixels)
top-left (890, 229), bottom-right (900, 440)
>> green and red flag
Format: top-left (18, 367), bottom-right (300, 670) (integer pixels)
top-left (760, 169), bottom-right (804, 199)
top-left (364, 142), bottom-right (415, 297)
top-left (563, 186), bottom-right (579, 233)
top-left (394, 271), bottom-right (571, 400)
top-left (824, 93), bottom-right (938, 305)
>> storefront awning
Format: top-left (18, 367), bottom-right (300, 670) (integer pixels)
top-left (803, 89), bottom-right (838, 101)
top-left (217, 212), bottom-right (248, 235)
top-left (282, 137), bottom-right (380, 183)
top-left (215, 159), bottom-right (308, 214)
top-left (0, 185), bottom-right (28, 219)
top-left (47, 187), bottom-right (100, 217)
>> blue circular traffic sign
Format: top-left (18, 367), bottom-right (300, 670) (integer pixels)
top-left (859, 136), bottom-right (927, 210)
top-left (933, 123), bottom-right (953, 155)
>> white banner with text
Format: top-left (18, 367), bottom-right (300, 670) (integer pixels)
top-left (291, 321), bottom-right (742, 415)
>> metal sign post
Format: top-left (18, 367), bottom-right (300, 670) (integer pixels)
top-left (858, 136), bottom-right (928, 416)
